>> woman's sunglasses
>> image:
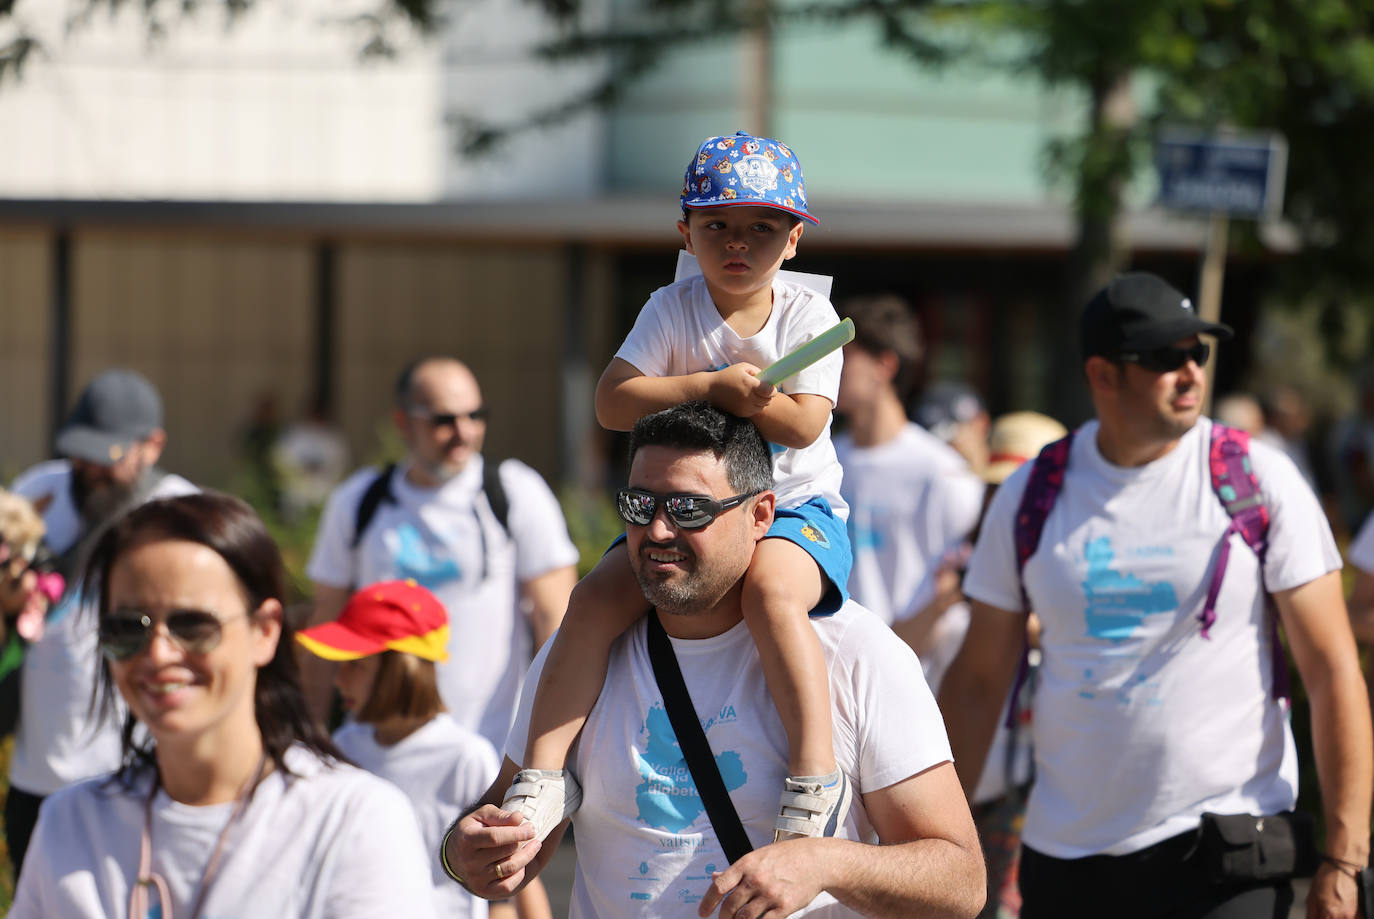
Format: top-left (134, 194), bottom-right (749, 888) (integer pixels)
top-left (98, 610), bottom-right (241, 662)
top-left (615, 488), bottom-right (759, 530)
top-left (1116, 342), bottom-right (1210, 373)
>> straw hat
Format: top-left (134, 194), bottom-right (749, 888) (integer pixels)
top-left (983, 412), bottom-right (1068, 484)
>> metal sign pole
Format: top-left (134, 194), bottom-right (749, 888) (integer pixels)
top-left (1196, 212), bottom-right (1229, 416)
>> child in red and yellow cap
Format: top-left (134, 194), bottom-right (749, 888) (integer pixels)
top-left (297, 579), bottom-right (499, 918)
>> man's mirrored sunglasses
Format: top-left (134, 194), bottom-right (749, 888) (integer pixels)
top-left (408, 406), bottom-right (490, 428)
top-left (615, 488), bottom-right (760, 530)
top-left (1116, 342), bottom-right (1210, 373)
top-left (98, 610), bottom-right (238, 661)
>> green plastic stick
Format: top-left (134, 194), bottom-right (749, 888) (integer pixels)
top-left (758, 318), bottom-right (855, 387)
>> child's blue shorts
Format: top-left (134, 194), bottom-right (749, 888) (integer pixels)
top-left (768, 496), bottom-right (851, 617)
top-left (608, 495), bottom-right (851, 617)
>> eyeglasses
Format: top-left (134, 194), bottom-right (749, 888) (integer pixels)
top-left (408, 407), bottom-right (490, 428)
top-left (615, 488), bottom-right (759, 530)
top-left (1116, 342), bottom-right (1210, 373)
top-left (98, 610), bottom-right (244, 661)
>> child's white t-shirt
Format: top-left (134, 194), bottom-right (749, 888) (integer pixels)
top-left (963, 417), bottom-right (1340, 857)
top-left (10, 745), bottom-right (438, 918)
top-left (333, 716), bottom-right (500, 919)
top-left (615, 274), bottom-right (847, 519)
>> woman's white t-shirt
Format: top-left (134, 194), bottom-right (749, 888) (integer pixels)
top-left (333, 716), bottom-right (499, 919)
top-left (616, 274), bottom-right (847, 518)
top-left (10, 745), bottom-right (438, 918)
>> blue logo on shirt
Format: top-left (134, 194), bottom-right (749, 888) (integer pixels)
top-left (392, 524), bottom-right (461, 589)
top-left (634, 704), bottom-right (746, 832)
top-left (1081, 537), bottom-right (1177, 641)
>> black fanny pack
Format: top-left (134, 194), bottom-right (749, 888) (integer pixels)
top-left (1197, 811), bottom-right (1319, 882)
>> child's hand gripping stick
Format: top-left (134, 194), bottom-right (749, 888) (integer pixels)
top-left (757, 318), bottom-right (855, 388)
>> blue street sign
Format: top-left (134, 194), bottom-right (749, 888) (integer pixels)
top-left (1155, 131), bottom-right (1288, 219)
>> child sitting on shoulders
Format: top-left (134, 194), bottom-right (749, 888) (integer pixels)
top-left (505, 131), bottom-right (854, 845)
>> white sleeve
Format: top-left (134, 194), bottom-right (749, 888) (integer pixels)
top-left (451, 733), bottom-right (502, 811)
top-left (614, 289), bottom-right (677, 378)
top-left (324, 781), bottom-right (439, 919)
top-left (499, 461), bottom-right (579, 583)
top-left (836, 611), bottom-right (953, 792)
top-left (502, 637), bottom-right (553, 766)
top-left (934, 470), bottom-right (986, 551)
top-left (1251, 440), bottom-right (1342, 592)
top-left (1350, 513), bottom-right (1374, 574)
top-left (305, 474), bottom-right (370, 589)
top-left (961, 462), bottom-right (1033, 614)
top-left (779, 291), bottom-right (842, 402)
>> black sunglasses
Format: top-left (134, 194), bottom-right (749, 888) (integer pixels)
top-left (615, 488), bottom-right (760, 530)
top-left (1117, 342), bottom-right (1210, 373)
top-left (98, 609), bottom-right (242, 662)
top-left (408, 406), bottom-right (490, 428)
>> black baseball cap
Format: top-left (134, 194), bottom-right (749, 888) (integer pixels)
top-left (55, 369), bottom-right (163, 465)
top-left (1080, 273), bottom-right (1233, 360)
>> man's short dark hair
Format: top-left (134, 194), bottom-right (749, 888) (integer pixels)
top-left (628, 402), bottom-right (773, 495)
top-left (842, 294), bottom-right (924, 400)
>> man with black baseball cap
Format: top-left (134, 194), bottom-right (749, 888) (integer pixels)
top-left (5, 369), bottom-right (195, 875)
top-left (940, 272), bottom-right (1371, 918)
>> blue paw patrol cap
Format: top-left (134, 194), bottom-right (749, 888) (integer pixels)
top-left (681, 131), bottom-right (818, 225)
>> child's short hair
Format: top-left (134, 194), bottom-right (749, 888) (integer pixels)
top-left (354, 650), bottom-right (447, 724)
top-left (681, 131), bottom-right (818, 227)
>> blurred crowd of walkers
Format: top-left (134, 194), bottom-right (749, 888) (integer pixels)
top-left (0, 127), bottom-right (1370, 919)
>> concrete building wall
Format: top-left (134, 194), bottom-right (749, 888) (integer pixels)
top-left (0, 0), bottom-right (605, 201)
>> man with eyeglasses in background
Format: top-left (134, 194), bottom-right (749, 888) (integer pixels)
top-left (5, 369), bottom-right (197, 875)
top-left (939, 274), bottom-right (1372, 918)
top-left (304, 357), bottom-right (578, 754)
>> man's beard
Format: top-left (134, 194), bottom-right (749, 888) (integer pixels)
top-left (632, 541), bottom-right (736, 617)
top-left (71, 468), bottom-right (145, 526)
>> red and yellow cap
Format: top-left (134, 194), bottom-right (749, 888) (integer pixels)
top-left (296, 579), bottom-right (450, 663)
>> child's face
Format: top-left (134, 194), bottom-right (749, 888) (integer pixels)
top-left (677, 206), bottom-right (804, 305)
top-left (334, 655), bottom-right (381, 714)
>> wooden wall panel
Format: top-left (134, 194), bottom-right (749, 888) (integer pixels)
top-left (70, 234), bottom-right (314, 487)
top-left (336, 244), bottom-right (567, 481)
top-left (0, 232), bottom-right (52, 479)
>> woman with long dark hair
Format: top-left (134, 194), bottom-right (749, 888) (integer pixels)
top-left (9, 492), bottom-right (437, 918)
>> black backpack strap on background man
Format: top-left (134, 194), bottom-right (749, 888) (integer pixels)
top-left (351, 459), bottom-right (510, 548)
top-left (351, 463), bottom-right (398, 550)
top-left (646, 611), bottom-right (753, 864)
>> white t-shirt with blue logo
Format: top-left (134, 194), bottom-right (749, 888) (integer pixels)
top-left (306, 455), bottom-right (578, 750)
top-left (505, 603), bottom-right (951, 918)
top-left (9, 745), bottom-right (438, 918)
top-left (615, 274), bottom-right (847, 519)
top-left (963, 417), bottom-right (1340, 858)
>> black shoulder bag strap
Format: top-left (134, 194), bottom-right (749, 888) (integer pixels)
top-left (645, 611), bottom-right (753, 864)
top-left (351, 463), bottom-right (397, 550)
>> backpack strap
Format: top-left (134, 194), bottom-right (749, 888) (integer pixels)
top-left (1206, 423), bottom-right (1284, 701)
top-left (1004, 431), bottom-right (1075, 728)
top-left (351, 464), bottom-right (397, 550)
top-left (482, 458), bottom-right (510, 533)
